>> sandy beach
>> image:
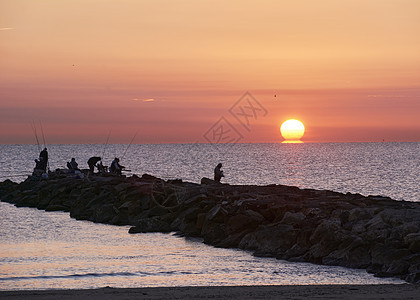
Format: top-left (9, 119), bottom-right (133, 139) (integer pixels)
top-left (1, 284), bottom-right (419, 300)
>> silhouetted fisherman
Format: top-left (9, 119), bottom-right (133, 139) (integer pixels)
top-left (67, 158), bottom-right (79, 172)
top-left (87, 156), bottom-right (102, 174)
top-left (32, 159), bottom-right (44, 177)
top-left (110, 157), bottom-right (125, 175)
top-left (34, 159), bottom-right (43, 170)
top-left (39, 148), bottom-right (48, 171)
top-left (214, 163), bottom-right (224, 183)
top-left (96, 161), bottom-right (107, 173)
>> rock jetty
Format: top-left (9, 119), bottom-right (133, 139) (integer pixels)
top-left (1, 172), bottom-right (420, 283)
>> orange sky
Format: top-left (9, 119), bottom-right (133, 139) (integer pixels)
top-left (1, 0), bottom-right (419, 144)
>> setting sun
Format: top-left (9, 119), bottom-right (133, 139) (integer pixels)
top-left (280, 119), bottom-right (305, 142)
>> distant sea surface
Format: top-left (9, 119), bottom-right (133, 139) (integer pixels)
top-left (1, 142), bottom-right (418, 290)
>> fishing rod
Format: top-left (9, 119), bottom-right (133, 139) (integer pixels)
top-left (121, 131), bottom-right (138, 160)
top-left (102, 129), bottom-right (112, 159)
top-left (39, 120), bottom-right (50, 172)
top-left (39, 120), bottom-right (47, 149)
top-left (30, 121), bottom-right (41, 153)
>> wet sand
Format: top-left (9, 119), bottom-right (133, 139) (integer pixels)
top-left (1, 284), bottom-right (419, 300)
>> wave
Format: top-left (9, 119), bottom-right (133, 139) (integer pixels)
top-left (0, 272), bottom-right (145, 281)
top-left (0, 270), bottom-right (203, 282)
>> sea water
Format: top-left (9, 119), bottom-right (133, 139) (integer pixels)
top-left (1, 142), bottom-right (418, 290)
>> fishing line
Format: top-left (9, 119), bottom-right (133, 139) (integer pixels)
top-left (102, 129), bottom-right (112, 159)
top-left (121, 131), bottom-right (138, 160)
top-left (30, 121), bottom-right (41, 153)
top-left (39, 120), bottom-right (50, 172)
top-left (39, 120), bottom-right (47, 148)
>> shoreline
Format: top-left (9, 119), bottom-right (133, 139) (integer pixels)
top-left (1, 284), bottom-right (420, 299)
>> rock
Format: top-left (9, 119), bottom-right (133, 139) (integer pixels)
top-left (405, 233), bottom-right (420, 252)
top-left (129, 217), bottom-right (171, 233)
top-left (114, 183), bottom-right (132, 193)
top-left (405, 272), bottom-right (420, 283)
top-left (141, 174), bottom-right (160, 182)
top-left (201, 177), bottom-right (218, 185)
top-left (370, 244), bottom-right (411, 273)
top-left (406, 253), bottom-right (420, 265)
top-left (244, 209), bottom-right (265, 223)
top-left (351, 221), bottom-right (366, 234)
top-left (282, 244), bottom-right (308, 260)
top-left (399, 222), bottom-right (419, 235)
top-left (348, 208), bottom-right (371, 222)
top-left (280, 211), bottom-right (305, 225)
top-left (202, 223), bottom-right (227, 244)
top-left (384, 260), bottom-right (410, 276)
top-left (45, 204), bottom-right (69, 212)
top-left (93, 203), bottom-right (118, 223)
top-left (323, 238), bottom-right (371, 268)
top-left (226, 214), bottom-right (257, 235)
top-left (111, 214), bottom-right (130, 225)
top-left (309, 220), bottom-right (342, 244)
top-left (366, 214), bottom-right (390, 231)
top-left (409, 239), bottom-right (420, 253)
top-left (238, 224), bottom-right (297, 256)
top-left (408, 263), bottom-right (420, 274)
top-left (172, 207), bottom-right (204, 236)
top-left (147, 205), bottom-right (170, 217)
top-left (206, 205), bottom-right (227, 222)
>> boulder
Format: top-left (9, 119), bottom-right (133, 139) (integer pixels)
top-left (201, 177), bottom-right (218, 185)
top-left (238, 224), bottom-right (297, 256)
top-left (280, 211), bottom-right (305, 226)
top-left (129, 216), bottom-right (171, 233)
top-left (323, 238), bottom-right (371, 268)
top-left (226, 214), bottom-right (258, 235)
top-left (93, 203), bottom-right (118, 223)
top-left (405, 233), bottom-right (420, 252)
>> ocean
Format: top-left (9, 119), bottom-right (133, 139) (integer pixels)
top-left (1, 142), bottom-right (418, 290)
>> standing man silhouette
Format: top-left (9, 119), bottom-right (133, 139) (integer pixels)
top-left (214, 163), bottom-right (224, 183)
top-left (39, 148), bottom-right (48, 172)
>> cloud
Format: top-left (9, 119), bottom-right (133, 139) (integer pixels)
top-left (131, 98), bottom-right (155, 102)
top-left (0, 27), bottom-right (15, 31)
top-left (367, 95), bottom-right (408, 98)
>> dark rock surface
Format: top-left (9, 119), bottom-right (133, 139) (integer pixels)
top-left (1, 172), bottom-right (419, 283)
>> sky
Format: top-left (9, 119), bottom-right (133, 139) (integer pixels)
top-left (1, 0), bottom-right (419, 144)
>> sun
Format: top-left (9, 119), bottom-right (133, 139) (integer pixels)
top-left (280, 119), bottom-right (305, 142)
